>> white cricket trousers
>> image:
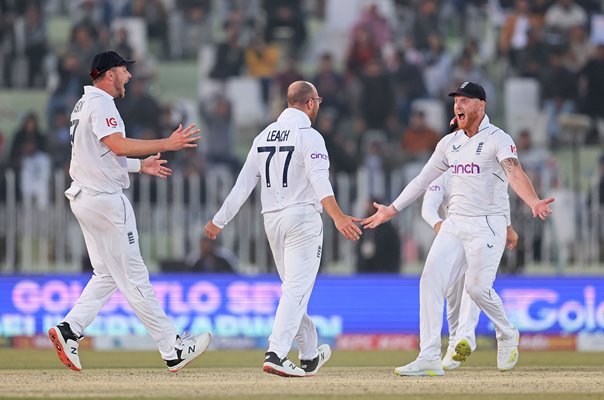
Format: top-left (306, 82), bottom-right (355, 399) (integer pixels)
top-left (64, 189), bottom-right (178, 360)
top-left (418, 214), bottom-right (516, 361)
top-left (264, 205), bottom-right (323, 360)
top-left (445, 262), bottom-right (481, 353)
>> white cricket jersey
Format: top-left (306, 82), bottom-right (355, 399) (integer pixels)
top-left (69, 85), bottom-right (129, 193)
top-left (427, 115), bottom-right (517, 217)
top-left (213, 108), bottom-right (334, 228)
top-left (422, 169), bottom-right (511, 229)
top-left (421, 171), bottom-right (451, 228)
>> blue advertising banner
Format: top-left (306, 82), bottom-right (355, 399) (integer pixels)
top-left (0, 275), bottom-right (602, 338)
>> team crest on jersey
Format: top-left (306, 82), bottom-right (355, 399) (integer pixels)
top-left (452, 144), bottom-right (461, 152)
top-left (476, 142), bottom-right (484, 155)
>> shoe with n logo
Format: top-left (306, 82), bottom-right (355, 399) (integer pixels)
top-left (262, 351), bottom-right (306, 377)
top-left (48, 322), bottom-right (83, 372)
top-left (165, 332), bottom-right (211, 372)
top-left (300, 344), bottom-right (331, 376)
top-left (497, 328), bottom-right (519, 371)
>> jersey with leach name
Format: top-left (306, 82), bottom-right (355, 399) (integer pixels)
top-left (69, 85), bottom-right (129, 193)
top-left (213, 108), bottom-right (333, 228)
top-left (426, 115), bottom-right (517, 218)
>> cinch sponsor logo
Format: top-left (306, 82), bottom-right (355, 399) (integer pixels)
top-left (310, 153), bottom-right (328, 160)
top-left (450, 162), bottom-right (480, 174)
top-left (427, 184), bottom-right (441, 192)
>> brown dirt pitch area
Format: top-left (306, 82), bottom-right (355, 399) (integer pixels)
top-left (0, 349), bottom-right (603, 400)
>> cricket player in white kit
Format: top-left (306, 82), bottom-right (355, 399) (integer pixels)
top-left (422, 169), bottom-right (518, 370)
top-left (205, 81), bottom-right (362, 377)
top-left (48, 51), bottom-right (211, 372)
top-left (364, 82), bottom-right (554, 376)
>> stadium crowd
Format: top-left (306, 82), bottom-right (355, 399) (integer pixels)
top-left (0, 0), bottom-right (603, 273)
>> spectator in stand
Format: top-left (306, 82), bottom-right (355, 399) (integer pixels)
top-left (116, 77), bottom-right (162, 139)
top-left (540, 51), bottom-right (578, 148)
top-left (578, 44), bottom-right (604, 141)
top-left (346, 26), bottom-right (379, 76)
top-left (68, 24), bottom-right (102, 85)
top-left (423, 33), bottom-right (452, 98)
top-left (46, 49), bottom-right (87, 128)
top-left (131, 0), bottom-right (169, 57)
top-left (544, 0), bottom-right (587, 34)
top-left (450, 49), bottom-right (489, 93)
top-left (313, 52), bottom-right (346, 118)
top-left (272, 55), bottom-right (305, 104)
top-left (189, 237), bottom-right (237, 274)
top-left (112, 27), bottom-right (135, 61)
top-left (400, 110), bottom-right (440, 164)
top-left (351, 3), bottom-right (392, 49)
top-left (0, 0), bottom-right (19, 87)
top-left (390, 49), bottom-right (426, 126)
top-left (15, 3), bottom-right (47, 88)
top-left (199, 92), bottom-right (237, 170)
top-left (413, 0), bottom-right (441, 51)
top-left (9, 112), bottom-right (47, 203)
top-left (175, 0), bottom-right (212, 59)
top-left (563, 25), bottom-right (593, 73)
top-left (245, 33), bottom-right (280, 106)
top-left (19, 136), bottom-right (51, 209)
top-left (505, 129), bottom-right (555, 273)
top-left (47, 108), bottom-right (72, 171)
top-left (359, 58), bottom-right (393, 131)
top-left (356, 197), bottom-right (400, 273)
top-left (514, 27), bottom-right (549, 78)
top-left (263, 0), bottom-right (307, 54)
top-left (210, 21), bottom-right (245, 80)
top-left (316, 112), bottom-right (357, 175)
top-left (498, 0), bottom-right (543, 71)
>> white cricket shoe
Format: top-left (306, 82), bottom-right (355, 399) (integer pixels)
top-left (263, 351), bottom-right (306, 377)
top-left (442, 347), bottom-right (461, 370)
top-left (165, 332), bottom-right (212, 372)
top-left (394, 358), bottom-right (445, 377)
top-left (48, 322), bottom-right (82, 372)
top-left (301, 344), bottom-right (331, 376)
top-left (497, 328), bottom-right (519, 371)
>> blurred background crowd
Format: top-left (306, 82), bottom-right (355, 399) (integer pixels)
top-left (0, 0), bottom-right (603, 276)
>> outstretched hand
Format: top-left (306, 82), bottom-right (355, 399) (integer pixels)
top-left (204, 220), bottom-right (222, 240)
top-left (362, 202), bottom-right (398, 229)
top-left (167, 123), bottom-right (201, 151)
top-left (531, 198), bottom-right (555, 220)
top-left (334, 215), bottom-right (363, 241)
top-left (141, 153), bottom-right (172, 178)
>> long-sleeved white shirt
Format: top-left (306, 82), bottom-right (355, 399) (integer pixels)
top-left (393, 114), bottom-right (517, 219)
top-left (213, 108), bottom-right (334, 228)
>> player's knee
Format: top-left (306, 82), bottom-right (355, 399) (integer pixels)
top-left (466, 284), bottom-right (488, 302)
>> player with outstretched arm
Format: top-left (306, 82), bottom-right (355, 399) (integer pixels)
top-left (205, 81), bottom-right (362, 377)
top-left (363, 82), bottom-right (554, 376)
top-left (422, 166), bottom-right (518, 370)
top-left (48, 51), bottom-right (211, 373)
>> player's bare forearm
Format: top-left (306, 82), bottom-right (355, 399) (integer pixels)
top-left (362, 202), bottom-right (398, 229)
top-left (102, 124), bottom-right (201, 157)
top-left (321, 195), bottom-right (362, 241)
top-left (501, 158), bottom-right (555, 220)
